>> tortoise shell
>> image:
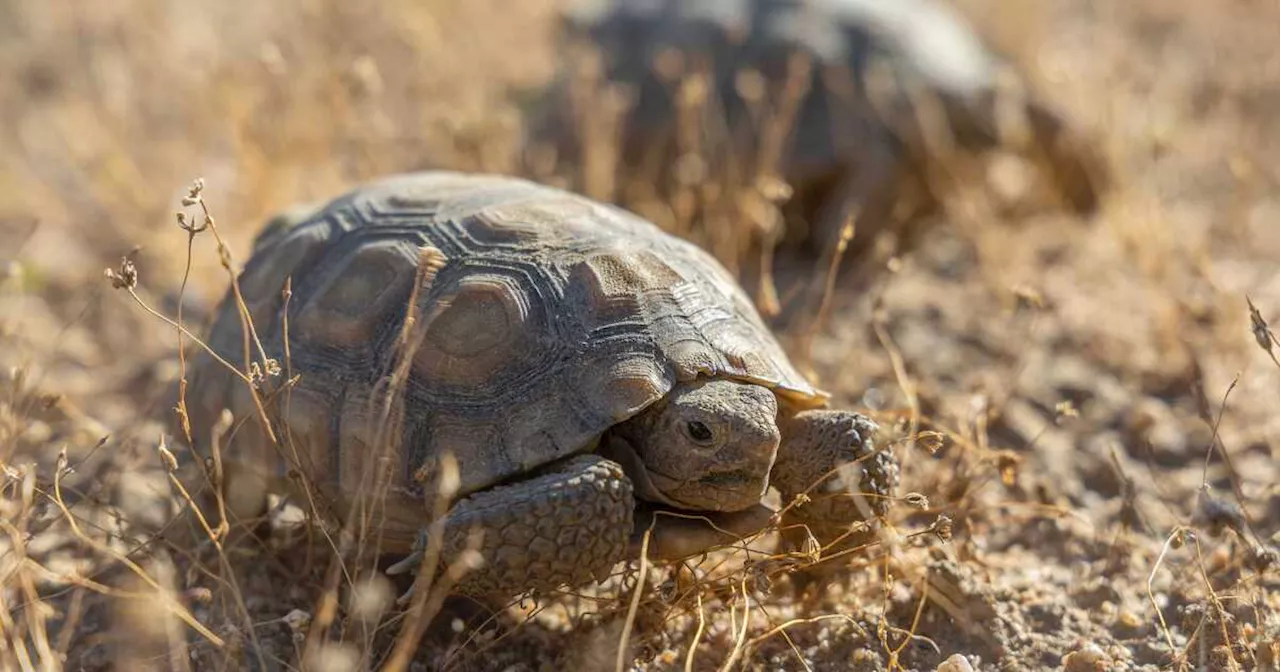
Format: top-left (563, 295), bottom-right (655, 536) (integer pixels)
top-left (553, 0), bottom-right (1005, 171)
top-left (185, 171), bottom-right (827, 514)
top-left (525, 0), bottom-right (1107, 226)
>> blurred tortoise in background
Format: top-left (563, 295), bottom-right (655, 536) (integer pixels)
top-left (181, 171), bottom-right (898, 603)
top-left (521, 0), bottom-right (1112, 300)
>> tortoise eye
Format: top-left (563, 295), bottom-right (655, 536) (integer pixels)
top-left (685, 420), bottom-right (714, 443)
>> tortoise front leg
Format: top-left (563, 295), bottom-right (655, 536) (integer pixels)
top-left (771, 409), bottom-right (898, 551)
top-left (392, 454), bottom-right (634, 601)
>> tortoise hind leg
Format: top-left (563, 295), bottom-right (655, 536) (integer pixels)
top-left (394, 454), bottom-right (635, 602)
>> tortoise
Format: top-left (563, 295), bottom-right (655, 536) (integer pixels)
top-left (182, 171), bottom-right (898, 600)
top-left (522, 0), bottom-right (1110, 274)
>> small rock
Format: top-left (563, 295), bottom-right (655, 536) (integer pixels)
top-left (282, 609), bottom-right (312, 637)
top-left (1116, 608), bottom-right (1147, 636)
top-left (1062, 642), bottom-right (1110, 671)
top-left (936, 653), bottom-right (975, 672)
top-left (850, 648), bottom-right (882, 666)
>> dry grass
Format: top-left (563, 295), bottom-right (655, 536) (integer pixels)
top-left (2, 0), bottom-right (1280, 670)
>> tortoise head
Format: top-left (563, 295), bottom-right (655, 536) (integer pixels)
top-left (605, 378), bottom-right (780, 512)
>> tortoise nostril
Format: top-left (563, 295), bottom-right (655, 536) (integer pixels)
top-left (702, 470), bottom-right (756, 488)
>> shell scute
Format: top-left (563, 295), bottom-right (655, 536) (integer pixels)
top-left (189, 171), bottom-right (825, 505)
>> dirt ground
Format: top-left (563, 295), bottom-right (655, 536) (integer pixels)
top-left (1, 0), bottom-right (1278, 670)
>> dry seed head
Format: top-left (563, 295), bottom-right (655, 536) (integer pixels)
top-left (915, 430), bottom-right (947, 455)
top-left (104, 258), bottom-right (138, 290)
top-left (902, 492), bottom-right (930, 509)
top-left (800, 528), bottom-right (822, 563)
top-left (157, 436), bottom-right (179, 471)
top-left (175, 211), bottom-right (208, 234)
top-left (247, 359), bottom-right (281, 388)
top-left (994, 450), bottom-right (1021, 486)
top-left (1247, 296), bottom-right (1274, 353)
top-left (1248, 544), bottom-right (1277, 573)
top-left (183, 177), bottom-right (205, 206)
top-left (932, 515), bottom-right (954, 543)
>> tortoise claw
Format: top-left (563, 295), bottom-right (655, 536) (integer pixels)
top-left (389, 535), bottom-right (428, 606)
top-left (386, 550), bottom-right (423, 577)
top-left (386, 528), bottom-right (430, 577)
top-left (395, 582), bottom-right (416, 607)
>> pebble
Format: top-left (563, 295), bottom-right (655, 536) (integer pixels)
top-left (936, 653), bottom-right (975, 672)
top-left (1062, 642), bottom-right (1110, 671)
